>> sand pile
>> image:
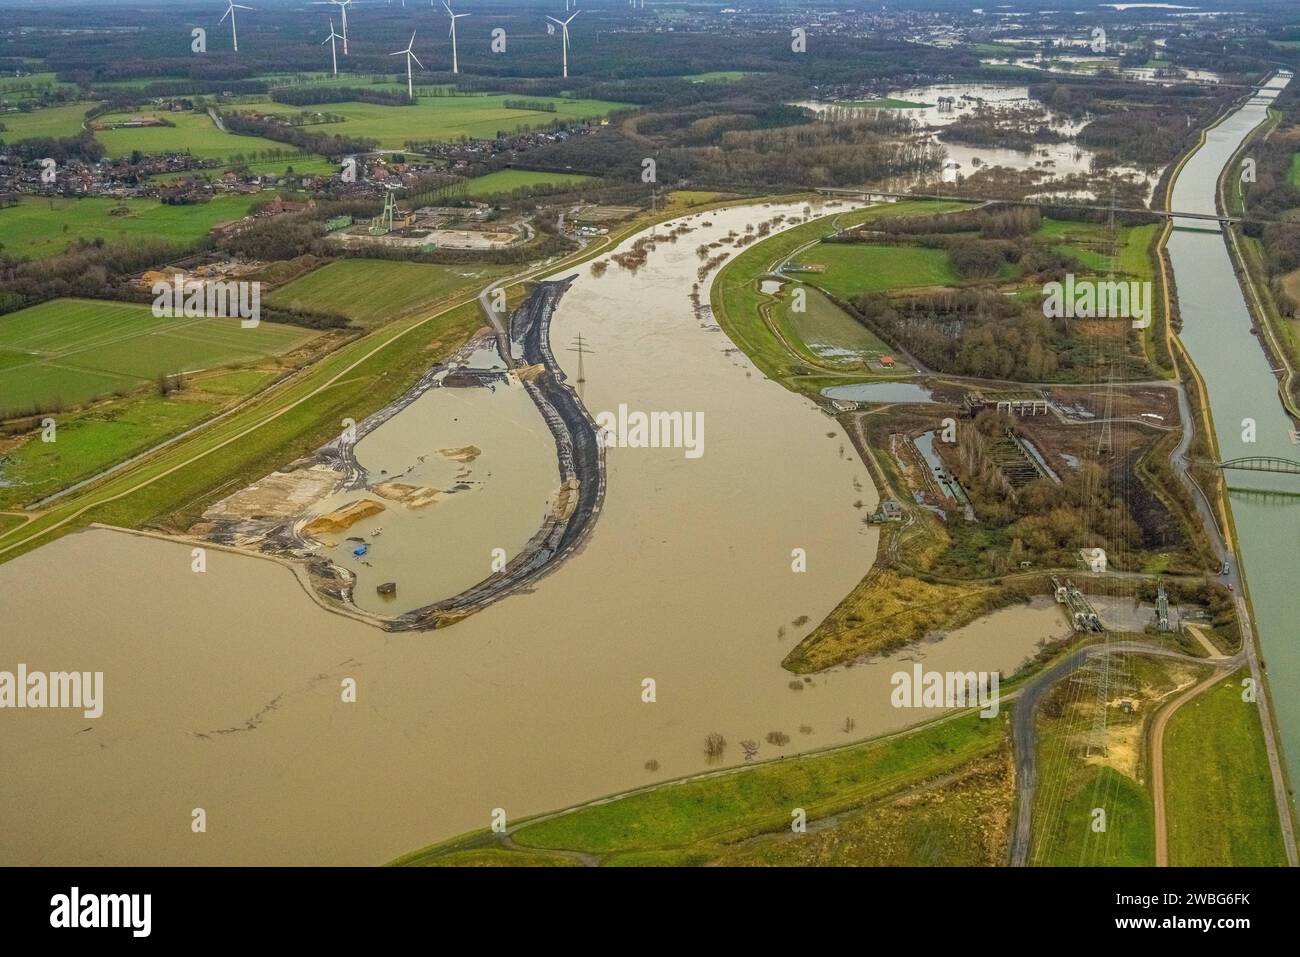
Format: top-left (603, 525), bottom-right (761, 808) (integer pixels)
top-left (302, 499), bottom-right (385, 537)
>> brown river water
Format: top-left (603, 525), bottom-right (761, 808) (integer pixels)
top-left (0, 202), bottom-right (1070, 865)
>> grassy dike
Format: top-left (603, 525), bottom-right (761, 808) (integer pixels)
top-left (1164, 669), bottom-right (1288, 865)
top-left (393, 709), bottom-right (1013, 867)
top-left (0, 191), bottom-right (781, 566)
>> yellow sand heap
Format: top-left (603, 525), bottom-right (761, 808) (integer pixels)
top-left (302, 498), bottom-right (385, 537)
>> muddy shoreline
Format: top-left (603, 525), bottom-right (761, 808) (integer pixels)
top-left (200, 277), bottom-right (605, 631)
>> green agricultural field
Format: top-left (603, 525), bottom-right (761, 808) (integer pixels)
top-left (0, 391), bottom-right (216, 508)
top-left (459, 168), bottom-right (594, 198)
top-left (0, 298), bottom-right (315, 416)
top-left (1165, 670), bottom-right (1288, 866)
top-left (0, 366), bottom-right (283, 509)
top-left (253, 73), bottom-right (445, 94)
top-left (685, 71), bottom-right (749, 83)
top-left (151, 155), bottom-right (338, 184)
top-left (790, 243), bottom-right (959, 298)
top-left (0, 73), bottom-right (77, 103)
top-left (267, 259), bottom-right (510, 328)
top-left (0, 101), bottom-right (92, 141)
top-left (394, 710), bottom-right (1011, 867)
top-left (1031, 764), bottom-right (1154, 866)
top-left (93, 110), bottom-right (317, 165)
top-left (242, 94), bottom-right (630, 149)
top-left (843, 97), bottom-right (930, 109)
top-left (1036, 218), bottom-right (1157, 279)
top-left (0, 194), bottom-right (265, 259)
top-left (781, 284), bottom-right (903, 369)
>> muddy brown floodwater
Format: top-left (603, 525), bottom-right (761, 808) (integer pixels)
top-left (0, 202), bottom-right (1071, 865)
top-left (305, 377), bottom-right (559, 615)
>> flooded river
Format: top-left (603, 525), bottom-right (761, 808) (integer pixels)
top-left (0, 202), bottom-right (1071, 865)
top-left (1166, 73), bottom-right (1300, 792)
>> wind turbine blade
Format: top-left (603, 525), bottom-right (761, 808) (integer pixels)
top-left (442, 1), bottom-right (452, 13)
top-left (389, 49), bottom-right (405, 55)
top-left (409, 30), bottom-right (418, 46)
top-left (546, 16), bottom-right (563, 25)
top-left (220, 8), bottom-right (231, 23)
top-left (409, 52), bottom-right (424, 69)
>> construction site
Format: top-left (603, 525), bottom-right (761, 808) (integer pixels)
top-left (187, 279), bottom-right (602, 631)
top-left (331, 191), bottom-right (531, 251)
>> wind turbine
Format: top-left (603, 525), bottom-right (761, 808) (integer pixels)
top-left (313, 0), bottom-right (353, 55)
top-left (220, 1), bottom-right (253, 53)
top-left (443, 2), bottom-right (470, 75)
top-left (322, 18), bottom-right (343, 76)
top-left (390, 30), bottom-right (423, 100)
top-left (545, 11), bottom-right (579, 80)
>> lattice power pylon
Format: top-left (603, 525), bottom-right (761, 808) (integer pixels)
top-left (567, 332), bottom-right (593, 384)
top-left (1072, 646), bottom-right (1133, 757)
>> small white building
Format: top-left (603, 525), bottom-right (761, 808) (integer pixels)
top-left (1079, 547), bottom-right (1107, 574)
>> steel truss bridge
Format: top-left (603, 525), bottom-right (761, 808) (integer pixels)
top-left (1216, 456), bottom-right (1300, 475)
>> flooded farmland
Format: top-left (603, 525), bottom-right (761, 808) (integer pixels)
top-left (0, 202), bottom-right (1072, 865)
top-left (795, 82), bottom-right (1160, 197)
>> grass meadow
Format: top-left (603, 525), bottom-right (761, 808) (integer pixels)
top-left (0, 194), bottom-right (265, 259)
top-left (0, 298), bottom-right (315, 415)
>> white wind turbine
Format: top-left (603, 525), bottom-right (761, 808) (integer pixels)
top-left (443, 2), bottom-right (471, 75)
top-left (220, 1), bottom-right (253, 53)
top-left (313, 0), bottom-right (353, 56)
top-left (545, 11), bottom-right (579, 80)
top-left (322, 18), bottom-right (343, 76)
top-left (390, 29), bottom-right (423, 100)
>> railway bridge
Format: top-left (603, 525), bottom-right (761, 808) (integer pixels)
top-left (1216, 456), bottom-right (1300, 475)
